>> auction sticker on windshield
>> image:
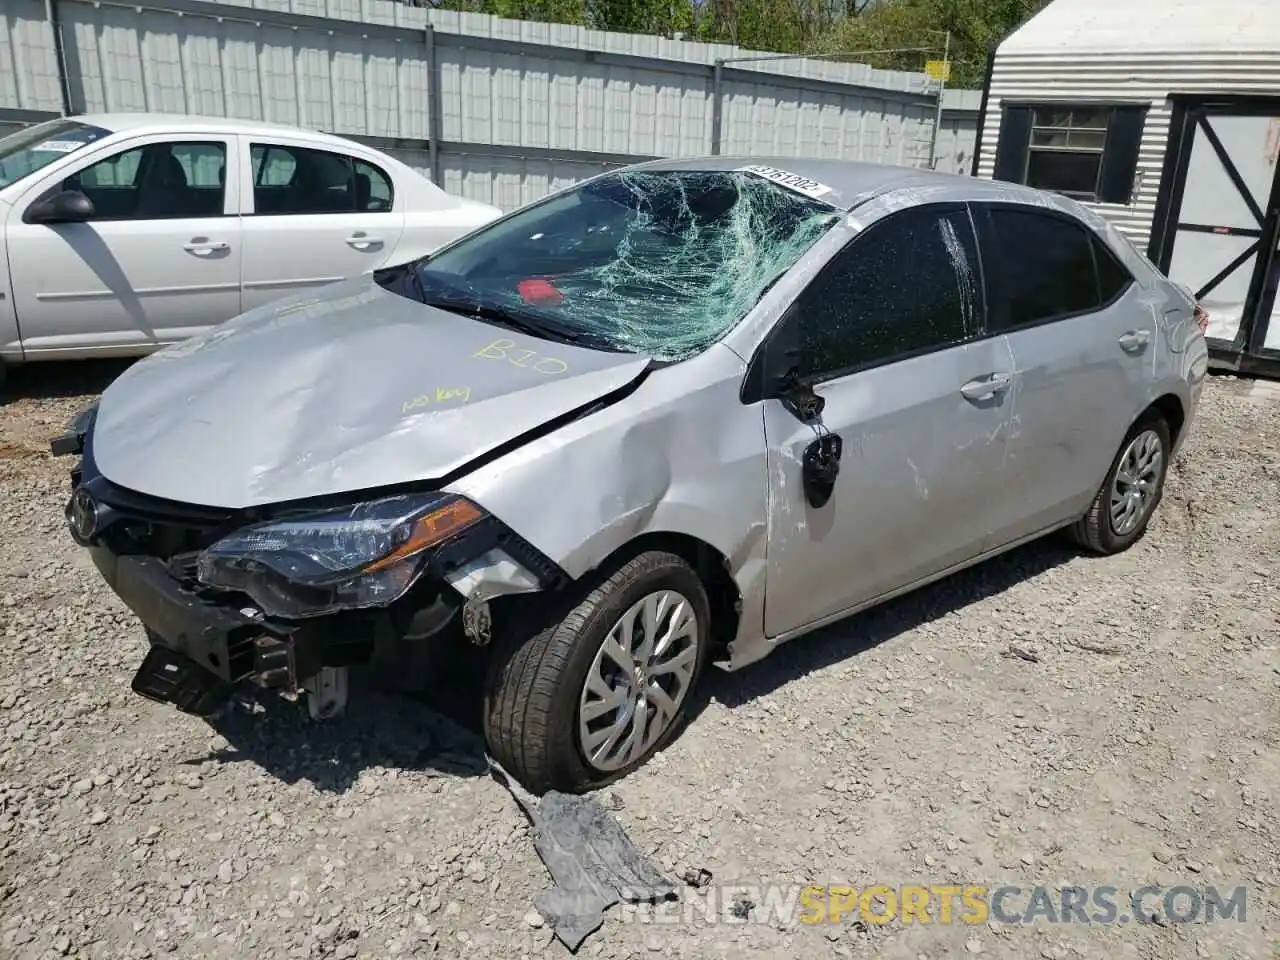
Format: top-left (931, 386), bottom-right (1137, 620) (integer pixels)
top-left (737, 164), bottom-right (835, 201)
top-left (33, 140), bottom-right (86, 153)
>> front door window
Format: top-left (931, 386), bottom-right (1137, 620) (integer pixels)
top-left (789, 203), bottom-right (983, 380)
top-left (64, 141), bottom-right (228, 220)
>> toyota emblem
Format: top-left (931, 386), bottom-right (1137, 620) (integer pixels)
top-left (67, 486), bottom-right (99, 541)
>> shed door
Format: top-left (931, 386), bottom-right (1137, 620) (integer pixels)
top-left (1158, 107), bottom-right (1280, 352)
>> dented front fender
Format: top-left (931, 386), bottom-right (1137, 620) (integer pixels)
top-left (443, 342), bottom-right (770, 655)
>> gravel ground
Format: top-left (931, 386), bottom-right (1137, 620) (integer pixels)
top-left (0, 361), bottom-right (1277, 960)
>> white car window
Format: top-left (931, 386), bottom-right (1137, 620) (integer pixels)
top-left (171, 143), bottom-right (225, 189)
top-left (0, 118), bottom-right (112, 188)
top-left (61, 141), bottom-right (228, 221)
top-left (76, 146), bottom-right (143, 189)
top-left (253, 145), bottom-right (296, 186)
top-left (354, 159), bottom-right (393, 211)
top-left (249, 142), bottom-right (394, 215)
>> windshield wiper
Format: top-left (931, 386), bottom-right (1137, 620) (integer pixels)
top-left (421, 294), bottom-right (626, 352)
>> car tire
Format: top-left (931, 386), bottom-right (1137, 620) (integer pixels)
top-left (1068, 411), bottom-right (1172, 555)
top-left (482, 550), bottom-right (710, 795)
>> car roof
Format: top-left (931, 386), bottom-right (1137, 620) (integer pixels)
top-left (67, 112), bottom-right (361, 144)
top-left (620, 155), bottom-right (1059, 213)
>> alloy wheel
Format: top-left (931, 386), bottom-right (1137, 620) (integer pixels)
top-left (1110, 428), bottom-right (1164, 536)
top-left (577, 589), bottom-right (700, 772)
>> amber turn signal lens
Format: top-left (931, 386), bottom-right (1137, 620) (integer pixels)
top-left (362, 499), bottom-right (485, 573)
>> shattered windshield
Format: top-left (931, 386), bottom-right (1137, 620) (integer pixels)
top-left (408, 170), bottom-right (841, 360)
top-left (0, 119), bottom-right (112, 189)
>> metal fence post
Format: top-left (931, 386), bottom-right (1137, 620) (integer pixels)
top-left (425, 23), bottom-right (443, 185)
top-left (45, 0), bottom-right (74, 115)
top-left (710, 59), bottom-right (723, 155)
top-left (969, 44), bottom-right (999, 178)
top-left (926, 30), bottom-right (950, 170)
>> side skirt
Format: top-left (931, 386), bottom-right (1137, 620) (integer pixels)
top-left (724, 518), bottom-right (1076, 671)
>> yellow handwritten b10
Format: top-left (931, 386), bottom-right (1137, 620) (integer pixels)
top-left (473, 338), bottom-right (569, 375)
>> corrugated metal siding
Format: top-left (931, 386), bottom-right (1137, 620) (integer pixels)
top-left (998, 0), bottom-right (1279, 56)
top-left (0, 0), bottom-right (65, 113)
top-left (976, 52), bottom-right (1280, 247)
top-left (3, 0), bottom-right (982, 209)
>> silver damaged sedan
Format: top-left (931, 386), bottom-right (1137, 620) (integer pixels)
top-left (54, 157), bottom-right (1210, 793)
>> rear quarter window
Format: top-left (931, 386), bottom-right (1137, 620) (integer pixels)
top-left (1094, 237), bottom-right (1135, 303)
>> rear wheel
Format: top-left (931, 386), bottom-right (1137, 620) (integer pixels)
top-left (482, 550), bottom-right (709, 794)
top-left (1069, 412), bottom-right (1171, 555)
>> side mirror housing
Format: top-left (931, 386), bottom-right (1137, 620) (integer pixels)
top-left (743, 308), bottom-right (797, 402)
top-left (26, 189), bottom-right (96, 225)
top-left (740, 307), bottom-right (823, 419)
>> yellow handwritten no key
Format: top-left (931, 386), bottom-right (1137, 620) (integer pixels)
top-left (402, 387), bottom-right (472, 414)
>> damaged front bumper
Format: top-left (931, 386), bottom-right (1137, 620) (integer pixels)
top-left (53, 408), bottom-right (567, 718)
top-left (90, 547), bottom-right (322, 715)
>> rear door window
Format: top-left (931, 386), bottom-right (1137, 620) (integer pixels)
top-left (982, 207), bottom-right (1127, 330)
top-left (250, 143), bottom-right (394, 214)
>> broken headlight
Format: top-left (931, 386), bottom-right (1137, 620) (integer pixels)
top-left (196, 493), bottom-right (486, 619)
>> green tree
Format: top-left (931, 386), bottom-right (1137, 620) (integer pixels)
top-left (583, 0), bottom-right (696, 35)
top-left (816, 0), bottom-right (1048, 86)
top-left (692, 0), bottom-right (837, 53)
top-left (470, 0), bottom-right (586, 21)
top-left (430, 0), bottom-right (1047, 89)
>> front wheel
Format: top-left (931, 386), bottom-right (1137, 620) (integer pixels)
top-left (1069, 412), bottom-right (1172, 554)
top-left (482, 550), bottom-right (710, 794)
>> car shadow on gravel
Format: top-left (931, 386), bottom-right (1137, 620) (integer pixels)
top-left (698, 535), bottom-right (1080, 713)
top-left (193, 667), bottom-right (490, 793)
top-left (186, 539), bottom-right (1079, 793)
top-left (0, 357), bottom-right (134, 404)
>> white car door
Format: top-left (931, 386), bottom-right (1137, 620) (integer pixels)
top-left (5, 133), bottom-right (242, 357)
top-left (237, 138), bottom-right (406, 312)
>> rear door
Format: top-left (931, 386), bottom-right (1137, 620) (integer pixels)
top-left (5, 134), bottom-right (241, 356)
top-left (238, 138), bottom-right (405, 311)
top-left (972, 202), bottom-right (1148, 545)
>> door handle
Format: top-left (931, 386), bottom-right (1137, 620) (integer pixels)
top-left (183, 240), bottom-right (229, 254)
top-left (1117, 329), bottom-right (1151, 353)
top-left (345, 235), bottom-right (383, 250)
top-left (960, 372), bottom-right (1012, 402)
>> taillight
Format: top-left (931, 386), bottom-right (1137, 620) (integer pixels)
top-left (1193, 303), bottom-right (1209, 334)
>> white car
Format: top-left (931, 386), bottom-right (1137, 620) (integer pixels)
top-left (0, 113), bottom-right (501, 374)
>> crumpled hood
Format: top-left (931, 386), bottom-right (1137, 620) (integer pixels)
top-left (91, 275), bottom-right (651, 509)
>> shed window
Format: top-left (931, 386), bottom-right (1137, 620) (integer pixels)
top-left (1026, 109), bottom-right (1109, 197)
top-left (992, 103), bottom-right (1148, 205)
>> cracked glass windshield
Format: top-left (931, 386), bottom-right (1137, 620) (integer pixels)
top-left (407, 169), bottom-right (841, 361)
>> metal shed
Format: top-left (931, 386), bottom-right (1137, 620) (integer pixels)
top-left (971, 0), bottom-right (1280, 377)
